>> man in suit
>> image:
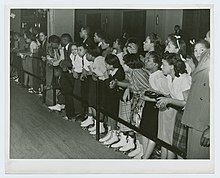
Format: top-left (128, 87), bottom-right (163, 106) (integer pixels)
top-left (79, 26), bottom-right (96, 50)
top-left (60, 33), bottom-right (73, 71)
top-left (182, 49), bottom-right (210, 159)
top-left (59, 33), bottom-right (79, 120)
top-left (93, 30), bottom-right (105, 56)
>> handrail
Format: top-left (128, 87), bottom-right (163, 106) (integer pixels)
top-left (11, 57), bottom-right (187, 158)
top-left (52, 76), bottom-right (187, 158)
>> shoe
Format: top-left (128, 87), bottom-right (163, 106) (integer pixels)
top-left (48, 104), bottom-right (62, 112)
top-left (62, 116), bottom-right (69, 120)
top-left (89, 122), bottom-right (105, 135)
top-left (28, 87), bottom-right (34, 91)
top-left (81, 116), bottom-right (92, 125)
top-left (62, 116), bottom-right (75, 121)
top-left (88, 120), bottom-right (96, 132)
top-left (119, 136), bottom-right (135, 152)
top-left (81, 116), bottom-right (94, 127)
top-left (60, 104), bottom-right (65, 110)
top-left (14, 78), bottom-right (19, 83)
top-left (111, 132), bottom-right (127, 148)
top-left (133, 145), bottom-right (144, 159)
top-left (128, 140), bottom-right (142, 157)
top-left (103, 130), bottom-right (119, 145)
top-left (99, 128), bottom-right (113, 142)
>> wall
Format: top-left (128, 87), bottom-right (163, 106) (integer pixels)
top-left (52, 9), bottom-right (75, 39)
top-left (74, 9), bottom-right (122, 41)
top-left (10, 9), bottom-right (21, 33)
top-left (146, 9), bottom-right (183, 42)
top-left (163, 9), bottom-right (183, 41)
top-left (74, 9), bottom-right (183, 44)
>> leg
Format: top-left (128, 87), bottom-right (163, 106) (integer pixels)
top-left (161, 147), bottom-right (168, 159)
top-left (108, 117), bottom-right (117, 130)
top-left (167, 150), bottom-right (176, 159)
top-left (187, 128), bottom-right (210, 159)
top-left (142, 136), bottom-right (149, 157)
top-left (88, 107), bottom-right (94, 117)
top-left (142, 138), bottom-right (156, 159)
top-left (65, 95), bottom-right (75, 119)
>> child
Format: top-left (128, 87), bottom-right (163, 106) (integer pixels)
top-left (110, 54), bottom-right (150, 155)
top-left (186, 39), bottom-right (210, 74)
top-left (81, 49), bottom-right (108, 133)
top-left (165, 34), bottom-right (192, 75)
top-left (156, 53), bottom-right (191, 159)
top-left (193, 39), bottom-right (210, 62)
top-left (48, 66), bottom-right (65, 111)
top-left (98, 54), bottom-right (125, 144)
top-left (181, 49), bottom-right (210, 159)
top-left (112, 38), bottom-right (124, 65)
top-left (20, 31), bottom-right (38, 93)
top-left (143, 33), bottom-right (162, 55)
top-left (100, 36), bottom-right (112, 58)
top-left (45, 35), bottom-right (61, 90)
top-left (130, 51), bottom-right (169, 159)
top-left (76, 43), bottom-right (93, 124)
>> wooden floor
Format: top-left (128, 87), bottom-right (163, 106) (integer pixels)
top-left (10, 81), bottom-right (128, 159)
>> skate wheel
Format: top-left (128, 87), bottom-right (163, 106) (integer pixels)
top-left (114, 148), bottom-right (119, 152)
top-left (123, 151), bottom-right (128, 155)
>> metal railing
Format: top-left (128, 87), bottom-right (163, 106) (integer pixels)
top-left (52, 77), bottom-right (187, 158)
top-left (10, 54), bottom-right (47, 103)
top-left (10, 54), bottom-right (187, 158)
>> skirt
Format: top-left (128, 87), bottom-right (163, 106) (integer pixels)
top-left (140, 101), bottom-right (159, 139)
top-left (157, 107), bottom-right (177, 145)
top-left (172, 110), bottom-right (188, 153)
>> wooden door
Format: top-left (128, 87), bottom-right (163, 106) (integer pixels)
top-left (86, 13), bottom-right (101, 37)
top-left (122, 10), bottom-right (146, 43)
top-left (182, 9), bottom-right (210, 54)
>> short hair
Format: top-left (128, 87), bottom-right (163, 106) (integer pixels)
top-left (95, 30), bottom-right (105, 40)
top-left (81, 26), bottom-right (91, 36)
top-left (39, 31), bottom-right (47, 36)
top-left (48, 35), bottom-right (61, 44)
top-left (164, 53), bottom-right (187, 77)
top-left (195, 39), bottom-right (210, 49)
top-left (77, 42), bottom-right (88, 50)
top-left (103, 35), bottom-right (113, 47)
top-left (105, 54), bottom-right (121, 68)
top-left (147, 51), bottom-right (162, 69)
top-left (123, 54), bottom-right (144, 69)
top-left (71, 42), bottom-right (80, 47)
top-left (61, 33), bottom-right (73, 43)
top-left (87, 48), bottom-right (99, 58)
top-left (175, 25), bottom-right (180, 29)
top-left (115, 38), bottom-right (125, 49)
top-left (147, 33), bottom-right (162, 54)
top-left (126, 37), bottom-right (139, 47)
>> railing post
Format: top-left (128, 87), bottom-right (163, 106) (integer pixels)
top-left (52, 67), bottom-right (56, 105)
top-left (96, 79), bottom-right (100, 140)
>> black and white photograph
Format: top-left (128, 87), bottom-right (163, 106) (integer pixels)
top-left (2, 0), bottom-right (218, 175)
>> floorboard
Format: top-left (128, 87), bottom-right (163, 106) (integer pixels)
top-left (10, 81), bottom-right (128, 159)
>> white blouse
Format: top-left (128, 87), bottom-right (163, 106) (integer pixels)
top-left (149, 70), bottom-right (170, 95)
top-left (167, 73), bottom-right (192, 100)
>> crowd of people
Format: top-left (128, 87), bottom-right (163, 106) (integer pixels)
top-left (10, 24), bottom-right (210, 159)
